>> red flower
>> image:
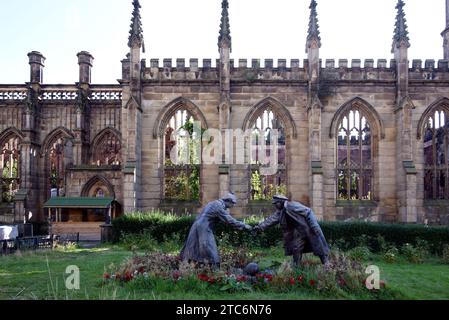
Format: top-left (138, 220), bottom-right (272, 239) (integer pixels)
top-left (309, 279), bottom-right (316, 286)
top-left (297, 275), bottom-right (304, 283)
top-left (138, 267), bottom-right (145, 274)
top-left (115, 273), bottom-right (121, 281)
top-left (380, 280), bottom-right (386, 289)
top-left (124, 272), bottom-right (133, 282)
top-left (103, 273), bottom-right (111, 280)
top-left (208, 276), bottom-right (216, 284)
top-left (197, 274), bottom-right (209, 282)
top-left (289, 278), bottom-right (295, 285)
top-left (236, 275), bottom-right (248, 282)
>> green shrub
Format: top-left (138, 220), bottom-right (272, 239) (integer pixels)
top-left (347, 246), bottom-right (371, 262)
top-left (355, 235), bottom-right (370, 247)
top-left (112, 211), bottom-right (449, 254)
top-left (401, 243), bottom-right (425, 264)
top-left (120, 231), bottom-right (160, 251)
top-left (113, 211), bottom-right (283, 248)
top-left (415, 239), bottom-right (430, 259)
top-left (112, 211), bottom-right (195, 243)
top-left (320, 221), bottom-right (449, 255)
top-left (383, 247), bottom-right (399, 263)
top-left (374, 234), bottom-right (388, 253)
top-left (329, 238), bottom-right (349, 251)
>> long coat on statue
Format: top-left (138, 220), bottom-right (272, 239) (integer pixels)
top-left (258, 201), bottom-right (330, 258)
top-left (180, 199), bottom-right (249, 264)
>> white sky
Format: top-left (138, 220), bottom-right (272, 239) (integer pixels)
top-left (0, 0), bottom-right (446, 84)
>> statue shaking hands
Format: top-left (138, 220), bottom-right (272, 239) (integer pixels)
top-left (254, 195), bottom-right (330, 267)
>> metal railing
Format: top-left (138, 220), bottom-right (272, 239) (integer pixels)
top-left (0, 233), bottom-right (79, 255)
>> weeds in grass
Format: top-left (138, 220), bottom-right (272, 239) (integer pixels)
top-left (401, 243), bottom-right (427, 264)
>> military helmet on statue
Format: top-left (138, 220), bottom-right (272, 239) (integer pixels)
top-left (222, 192), bottom-right (238, 204)
top-left (272, 194), bottom-right (289, 204)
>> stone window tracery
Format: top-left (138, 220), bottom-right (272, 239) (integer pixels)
top-left (336, 108), bottom-right (373, 200)
top-left (249, 107), bottom-right (287, 200)
top-left (94, 131), bottom-right (121, 166)
top-left (1, 135), bottom-right (21, 203)
top-left (49, 137), bottom-right (66, 197)
top-left (95, 188), bottom-right (105, 198)
top-left (424, 109), bottom-right (449, 200)
top-left (163, 108), bottom-right (201, 201)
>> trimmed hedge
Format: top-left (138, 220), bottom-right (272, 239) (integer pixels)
top-left (319, 221), bottom-right (449, 254)
top-left (112, 212), bottom-right (449, 254)
top-left (112, 212), bottom-right (194, 243)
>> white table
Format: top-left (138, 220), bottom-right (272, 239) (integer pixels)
top-left (0, 226), bottom-right (18, 240)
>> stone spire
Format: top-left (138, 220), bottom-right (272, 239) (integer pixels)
top-left (442, 0), bottom-right (449, 59)
top-left (217, 0), bottom-right (233, 194)
top-left (306, 0), bottom-right (321, 53)
top-left (218, 0), bottom-right (232, 51)
top-left (128, 0), bottom-right (145, 52)
top-left (446, 0), bottom-right (449, 27)
top-left (392, 0), bottom-right (410, 53)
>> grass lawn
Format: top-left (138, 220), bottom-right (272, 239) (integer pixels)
top-left (0, 246), bottom-right (448, 300)
top-left (375, 260), bottom-right (449, 300)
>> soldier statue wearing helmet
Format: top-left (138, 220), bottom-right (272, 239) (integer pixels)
top-left (254, 195), bottom-right (330, 266)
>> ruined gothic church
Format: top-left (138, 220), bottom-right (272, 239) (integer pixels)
top-left (1, 0), bottom-right (449, 238)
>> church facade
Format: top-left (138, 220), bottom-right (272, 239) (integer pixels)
top-left (1, 0), bottom-right (449, 234)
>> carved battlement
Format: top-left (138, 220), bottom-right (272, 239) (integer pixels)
top-left (3, 54), bottom-right (449, 90)
top-left (142, 58), bottom-right (449, 82)
top-left (0, 86), bottom-right (122, 103)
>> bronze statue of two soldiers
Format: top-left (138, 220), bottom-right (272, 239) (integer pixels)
top-left (180, 193), bottom-right (330, 267)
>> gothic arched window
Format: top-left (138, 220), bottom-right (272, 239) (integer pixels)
top-left (95, 188), bottom-right (105, 198)
top-left (163, 108), bottom-right (201, 201)
top-left (337, 108), bottom-right (373, 200)
top-left (424, 109), bottom-right (449, 200)
top-left (49, 137), bottom-right (65, 197)
top-left (1, 135), bottom-right (21, 202)
top-left (93, 131), bottom-right (121, 166)
top-left (249, 107), bottom-right (287, 200)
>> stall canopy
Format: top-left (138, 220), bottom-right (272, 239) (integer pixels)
top-left (43, 197), bottom-right (114, 209)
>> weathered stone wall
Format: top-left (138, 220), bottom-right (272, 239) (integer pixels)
top-left (0, 84), bottom-right (123, 223)
top-left (2, 55), bottom-right (449, 225)
top-left (134, 59), bottom-right (449, 223)
top-left (140, 83), bottom-right (221, 210)
top-left (409, 80), bottom-right (449, 225)
top-left (65, 168), bottom-right (123, 202)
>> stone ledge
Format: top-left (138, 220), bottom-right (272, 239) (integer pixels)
top-left (247, 200), bottom-right (274, 216)
top-left (311, 161), bottom-right (323, 174)
top-left (336, 200), bottom-right (378, 207)
top-left (218, 164), bottom-right (230, 175)
top-left (159, 200), bottom-right (202, 215)
top-left (123, 162), bottom-right (136, 174)
top-left (403, 161), bottom-right (417, 174)
top-left (423, 200), bottom-right (449, 207)
top-left (14, 189), bottom-right (29, 201)
top-left (68, 165), bottom-right (122, 172)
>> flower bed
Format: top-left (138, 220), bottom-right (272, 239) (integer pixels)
top-left (103, 249), bottom-right (389, 296)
